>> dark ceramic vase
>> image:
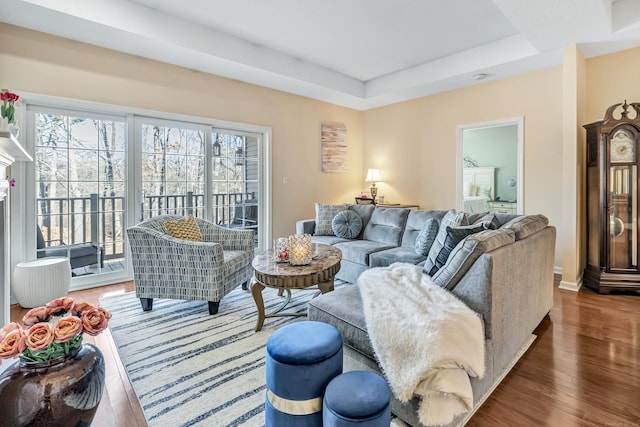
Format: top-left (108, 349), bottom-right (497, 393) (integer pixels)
top-left (0, 343), bottom-right (105, 427)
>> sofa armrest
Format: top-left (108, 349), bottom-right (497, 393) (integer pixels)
top-left (296, 219), bottom-right (316, 235)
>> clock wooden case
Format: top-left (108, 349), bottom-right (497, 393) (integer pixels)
top-left (584, 101), bottom-right (640, 294)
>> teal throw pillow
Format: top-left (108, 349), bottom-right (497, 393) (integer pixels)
top-left (332, 210), bottom-right (363, 239)
top-left (415, 218), bottom-right (439, 256)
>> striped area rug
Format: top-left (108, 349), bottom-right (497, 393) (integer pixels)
top-left (99, 284), bottom-right (332, 427)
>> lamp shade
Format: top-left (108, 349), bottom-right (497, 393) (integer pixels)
top-left (365, 169), bottom-right (380, 182)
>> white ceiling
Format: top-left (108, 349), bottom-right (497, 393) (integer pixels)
top-left (2, 0), bottom-right (640, 110)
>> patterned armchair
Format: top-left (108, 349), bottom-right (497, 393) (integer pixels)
top-left (126, 215), bottom-right (254, 315)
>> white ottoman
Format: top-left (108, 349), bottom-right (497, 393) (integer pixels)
top-left (13, 257), bottom-right (72, 308)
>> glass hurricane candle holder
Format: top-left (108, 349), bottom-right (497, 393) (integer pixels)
top-left (273, 237), bottom-right (289, 262)
top-left (288, 234), bottom-right (313, 265)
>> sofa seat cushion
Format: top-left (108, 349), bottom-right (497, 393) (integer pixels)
top-left (311, 235), bottom-right (351, 246)
top-left (369, 247), bottom-right (427, 268)
top-left (307, 285), bottom-right (374, 358)
top-left (333, 240), bottom-right (395, 265)
top-left (362, 208), bottom-right (410, 246)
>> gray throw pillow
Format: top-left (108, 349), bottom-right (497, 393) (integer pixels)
top-left (415, 218), bottom-right (439, 256)
top-left (315, 203), bottom-right (348, 236)
top-left (428, 223), bottom-right (486, 276)
top-left (424, 210), bottom-right (466, 274)
top-left (332, 210), bottom-right (363, 239)
top-left (432, 228), bottom-right (516, 290)
top-left (473, 213), bottom-right (500, 230)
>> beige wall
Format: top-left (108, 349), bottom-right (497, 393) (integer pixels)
top-left (587, 46), bottom-right (640, 122)
top-left (364, 68), bottom-right (565, 267)
top-left (0, 24), bottom-right (364, 240)
top-left (6, 22), bottom-right (640, 275)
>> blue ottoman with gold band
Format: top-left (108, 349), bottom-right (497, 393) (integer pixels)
top-left (265, 321), bottom-right (343, 426)
top-left (323, 371), bottom-right (391, 426)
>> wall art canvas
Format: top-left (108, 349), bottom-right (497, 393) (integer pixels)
top-left (321, 122), bottom-right (347, 172)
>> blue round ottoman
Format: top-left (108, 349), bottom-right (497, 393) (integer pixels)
top-left (265, 321), bottom-right (343, 427)
top-left (323, 371), bottom-right (391, 427)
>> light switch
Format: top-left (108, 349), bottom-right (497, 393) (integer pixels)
top-left (283, 176), bottom-right (288, 184)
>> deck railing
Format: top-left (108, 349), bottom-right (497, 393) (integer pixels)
top-left (37, 191), bottom-right (256, 260)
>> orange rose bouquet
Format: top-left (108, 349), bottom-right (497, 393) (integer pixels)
top-left (0, 297), bottom-right (111, 364)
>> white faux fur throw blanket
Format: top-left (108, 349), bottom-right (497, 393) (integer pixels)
top-left (358, 263), bottom-right (485, 427)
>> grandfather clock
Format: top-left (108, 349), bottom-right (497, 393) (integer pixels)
top-left (584, 101), bottom-right (640, 294)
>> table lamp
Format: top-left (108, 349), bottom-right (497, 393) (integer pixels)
top-left (365, 169), bottom-right (381, 201)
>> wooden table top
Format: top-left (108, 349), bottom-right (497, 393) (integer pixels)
top-left (252, 243), bottom-right (342, 289)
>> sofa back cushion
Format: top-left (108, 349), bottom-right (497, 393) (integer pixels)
top-left (363, 207), bottom-right (410, 246)
top-left (347, 204), bottom-right (376, 239)
top-left (431, 228), bottom-right (516, 290)
top-left (500, 214), bottom-right (549, 240)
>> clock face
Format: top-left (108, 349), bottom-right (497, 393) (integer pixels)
top-left (610, 130), bottom-right (636, 163)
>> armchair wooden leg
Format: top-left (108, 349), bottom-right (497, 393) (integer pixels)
top-left (208, 301), bottom-right (220, 315)
top-left (140, 298), bottom-right (153, 311)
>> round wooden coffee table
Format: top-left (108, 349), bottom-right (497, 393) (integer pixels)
top-left (251, 243), bottom-right (342, 331)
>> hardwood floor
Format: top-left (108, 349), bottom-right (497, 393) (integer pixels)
top-left (9, 275), bottom-right (640, 426)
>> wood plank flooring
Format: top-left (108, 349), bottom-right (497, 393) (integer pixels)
top-left (9, 275), bottom-right (640, 427)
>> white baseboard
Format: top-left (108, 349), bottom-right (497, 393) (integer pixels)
top-left (553, 266), bottom-right (562, 275)
top-left (559, 275), bottom-right (582, 292)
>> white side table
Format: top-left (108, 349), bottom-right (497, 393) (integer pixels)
top-left (12, 257), bottom-right (71, 308)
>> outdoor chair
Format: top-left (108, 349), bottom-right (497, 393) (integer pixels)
top-left (222, 198), bottom-right (258, 229)
top-left (126, 215), bottom-right (254, 315)
top-left (36, 225), bottom-right (104, 272)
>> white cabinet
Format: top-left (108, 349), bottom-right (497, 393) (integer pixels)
top-left (488, 201), bottom-right (516, 214)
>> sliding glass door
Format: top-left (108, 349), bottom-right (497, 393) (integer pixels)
top-left (25, 103), bottom-right (268, 288)
top-left (32, 107), bottom-right (126, 277)
top-left (211, 129), bottom-right (260, 246)
top-left (134, 119), bottom-right (263, 248)
top-left (136, 118), bottom-right (208, 220)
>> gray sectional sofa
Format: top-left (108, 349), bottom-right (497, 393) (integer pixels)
top-left (297, 204), bottom-right (556, 426)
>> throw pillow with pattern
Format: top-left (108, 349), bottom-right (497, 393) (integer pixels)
top-left (315, 203), bottom-right (349, 235)
top-left (428, 223), bottom-right (487, 276)
top-left (332, 210), bottom-right (363, 239)
top-left (423, 210), bottom-right (466, 274)
top-left (415, 218), bottom-right (439, 256)
top-left (473, 213), bottom-right (501, 230)
top-left (165, 216), bottom-right (204, 242)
